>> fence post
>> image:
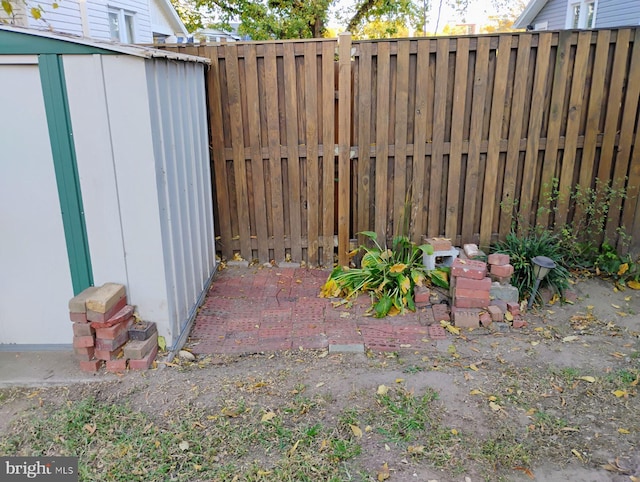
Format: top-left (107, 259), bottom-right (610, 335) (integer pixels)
top-left (338, 32), bottom-right (352, 267)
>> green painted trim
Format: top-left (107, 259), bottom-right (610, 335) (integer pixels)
top-left (39, 54), bottom-right (94, 295)
top-left (0, 30), bottom-right (114, 55)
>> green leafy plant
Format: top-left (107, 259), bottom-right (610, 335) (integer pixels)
top-left (320, 231), bottom-right (445, 317)
top-left (492, 230), bottom-right (571, 305)
top-left (594, 242), bottom-right (640, 289)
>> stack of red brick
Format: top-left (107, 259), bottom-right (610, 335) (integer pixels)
top-left (69, 283), bottom-right (158, 373)
top-left (449, 251), bottom-right (524, 329)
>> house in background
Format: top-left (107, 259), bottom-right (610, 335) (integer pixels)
top-left (1, 0), bottom-right (188, 43)
top-left (514, 0), bottom-right (640, 30)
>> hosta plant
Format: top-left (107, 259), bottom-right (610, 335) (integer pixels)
top-left (320, 231), bottom-right (446, 317)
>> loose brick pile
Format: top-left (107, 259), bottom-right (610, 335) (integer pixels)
top-left (447, 247), bottom-right (524, 330)
top-left (69, 283), bottom-right (158, 373)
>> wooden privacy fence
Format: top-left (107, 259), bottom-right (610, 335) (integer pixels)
top-left (163, 28), bottom-right (640, 267)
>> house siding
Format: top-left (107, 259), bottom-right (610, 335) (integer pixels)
top-left (532, 0), bottom-right (567, 29)
top-left (26, 0), bottom-right (84, 36)
top-left (596, 1), bottom-right (640, 27)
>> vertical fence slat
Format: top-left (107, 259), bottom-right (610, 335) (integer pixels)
top-left (338, 33), bottom-right (352, 266)
top-left (208, 47), bottom-right (233, 260)
top-left (225, 45), bottom-right (252, 260)
top-left (410, 40), bottom-right (430, 243)
top-left (625, 122), bottom-right (640, 253)
top-left (321, 42), bottom-right (336, 266)
top-left (305, 42), bottom-right (320, 265)
top-left (479, 34), bottom-right (511, 249)
top-left (244, 46), bottom-right (269, 262)
top-left (375, 42), bottom-right (391, 243)
top-left (462, 36), bottom-right (490, 243)
top-left (264, 44), bottom-right (286, 262)
top-left (537, 31), bottom-right (572, 229)
top-left (608, 29), bottom-right (640, 246)
top-left (519, 33), bottom-right (552, 231)
top-left (555, 31), bottom-right (592, 228)
top-left (393, 40), bottom-right (410, 231)
top-left (445, 38), bottom-right (469, 241)
top-left (499, 34), bottom-right (531, 239)
top-left (357, 42), bottom-right (373, 243)
top-left (428, 39), bottom-right (449, 237)
top-left (283, 43), bottom-right (303, 262)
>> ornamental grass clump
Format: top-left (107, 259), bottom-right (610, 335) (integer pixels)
top-left (320, 231), bottom-right (438, 318)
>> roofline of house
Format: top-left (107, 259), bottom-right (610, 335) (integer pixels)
top-left (513, 0), bottom-right (548, 29)
top-left (156, 0), bottom-right (189, 37)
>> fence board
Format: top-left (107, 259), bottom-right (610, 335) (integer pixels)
top-left (428, 39), bottom-right (449, 237)
top-left (225, 45), bottom-right (252, 260)
top-left (338, 33), bottom-right (352, 266)
top-left (537, 31), bottom-right (572, 228)
top-left (462, 36), bottom-right (490, 242)
top-left (393, 41), bottom-right (410, 230)
top-left (322, 42), bottom-right (336, 266)
top-left (357, 42), bottom-right (373, 245)
top-left (479, 34), bottom-right (511, 249)
top-left (445, 37), bottom-right (469, 241)
top-left (243, 47), bottom-right (269, 262)
top-left (374, 42), bottom-right (391, 242)
top-left (304, 42), bottom-right (320, 265)
top-left (409, 40), bottom-right (430, 244)
top-left (283, 43), bottom-right (303, 262)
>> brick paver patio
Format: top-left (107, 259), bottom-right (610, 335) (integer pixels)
top-left (188, 266), bottom-right (449, 355)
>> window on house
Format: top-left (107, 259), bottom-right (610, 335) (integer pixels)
top-left (568, 1), bottom-right (596, 29)
top-left (108, 8), bottom-right (136, 43)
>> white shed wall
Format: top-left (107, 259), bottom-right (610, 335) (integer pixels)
top-left (0, 59), bottom-right (74, 345)
top-left (64, 53), bottom-right (172, 341)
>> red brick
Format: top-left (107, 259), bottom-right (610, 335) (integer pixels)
top-left (124, 333), bottom-right (157, 360)
top-left (87, 296), bottom-right (127, 323)
top-left (463, 244), bottom-right (481, 258)
top-left (95, 329), bottom-right (129, 352)
top-left (455, 276), bottom-right (491, 292)
top-left (79, 359), bottom-right (103, 372)
top-left (74, 346), bottom-right (95, 361)
top-left (488, 253), bottom-right (510, 266)
top-left (73, 335), bottom-right (95, 348)
top-left (451, 258), bottom-right (487, 280)
top-left (95, 347), bottom-right (124, 361)
top-left (129, 345), bottom-right (158, 371)
top-left (487, 305), bottom-right (504, 322)
top-left (72, 322), bottom-right (95, 337)
top-left (432, 303), bottom-right (450, 322)
top-left (106, 359), bottom-right (128, 373)
top-left (414, 286), bottom-right (430, 304)
top-left (95, 317), bottom-right (134, 340)
top-left (490, 264), bottom-right (514, 278)
top-left (507, 302), bottom-right (520, 316)
top-left (451, 307), bottom-right (480, 328)
top-left (490, 299), bottom-right (508, 313)
top-left (425, 237), bottom-right (452, 252)
top-left (454, 288), bottom-right (489, 309)
top-left (90, 305), bottom-right (134, 330)
top-left (512, 317), bottom-right (528, 329)
top-left (69, 312), bottom-right (88, 323)
top-left (479, 311), bottom-right (492, 327)
top-left (490, 274), bottom-right (512, 285)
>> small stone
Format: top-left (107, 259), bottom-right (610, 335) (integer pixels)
top-left (179, 350), bottom-right (196, 361)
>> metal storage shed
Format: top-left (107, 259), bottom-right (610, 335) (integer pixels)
top-left (0, 26), bottom-right (215, 350)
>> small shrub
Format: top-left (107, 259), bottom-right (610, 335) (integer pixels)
top-left (320, 231), bottom-right (438, 317)
top-left (492, 230), bottom-right (571, 305)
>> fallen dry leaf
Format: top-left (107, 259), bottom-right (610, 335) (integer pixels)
top-left (83, 423), bottom-right (96, 435)
top-left (469, 364), bottom-right (479, 371)
top-left (612, 389), bottom-right (628, 398)
top-left (377, 462), bottom-right (390, 481)
top-left (577, 376), bottom-right (596, 383)
top-left (562, 335), bottom-right (578, 343)
top-left (470, 389), bottom-right (483, 395)
top-left (288, 440), bottom-right (300, 456)
top-left (617, 428), bottom-right (630, 434)
top-left (377, 385), bottom-right (389, 395)
top-left (571, 449), bottom-right (585, 462)
top-left (261, 412), bottom-right (276, 422)
top-left (179, 441), bottom-right (190, 451)
top-left (407, 445), bottom-right (425, 454)
top-left (513, 466), bottom-right (535, 479)
top-left (489, 401), bottom-right (502, 411)
top-left (350, 424), bottom-right (363, 438)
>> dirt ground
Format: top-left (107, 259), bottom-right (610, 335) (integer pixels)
top-left (1, 275), bottom-right (639, 481)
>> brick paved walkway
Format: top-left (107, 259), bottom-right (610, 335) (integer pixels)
top-left (188, 267), bottom-right (449, 355)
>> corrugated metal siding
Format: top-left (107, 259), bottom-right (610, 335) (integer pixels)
top-left (533, 0), bottom-right (567, 29)
top-left (145, 59), bottom-right (216, 342)
top-left (596, 0), bottom-right (640, 27)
